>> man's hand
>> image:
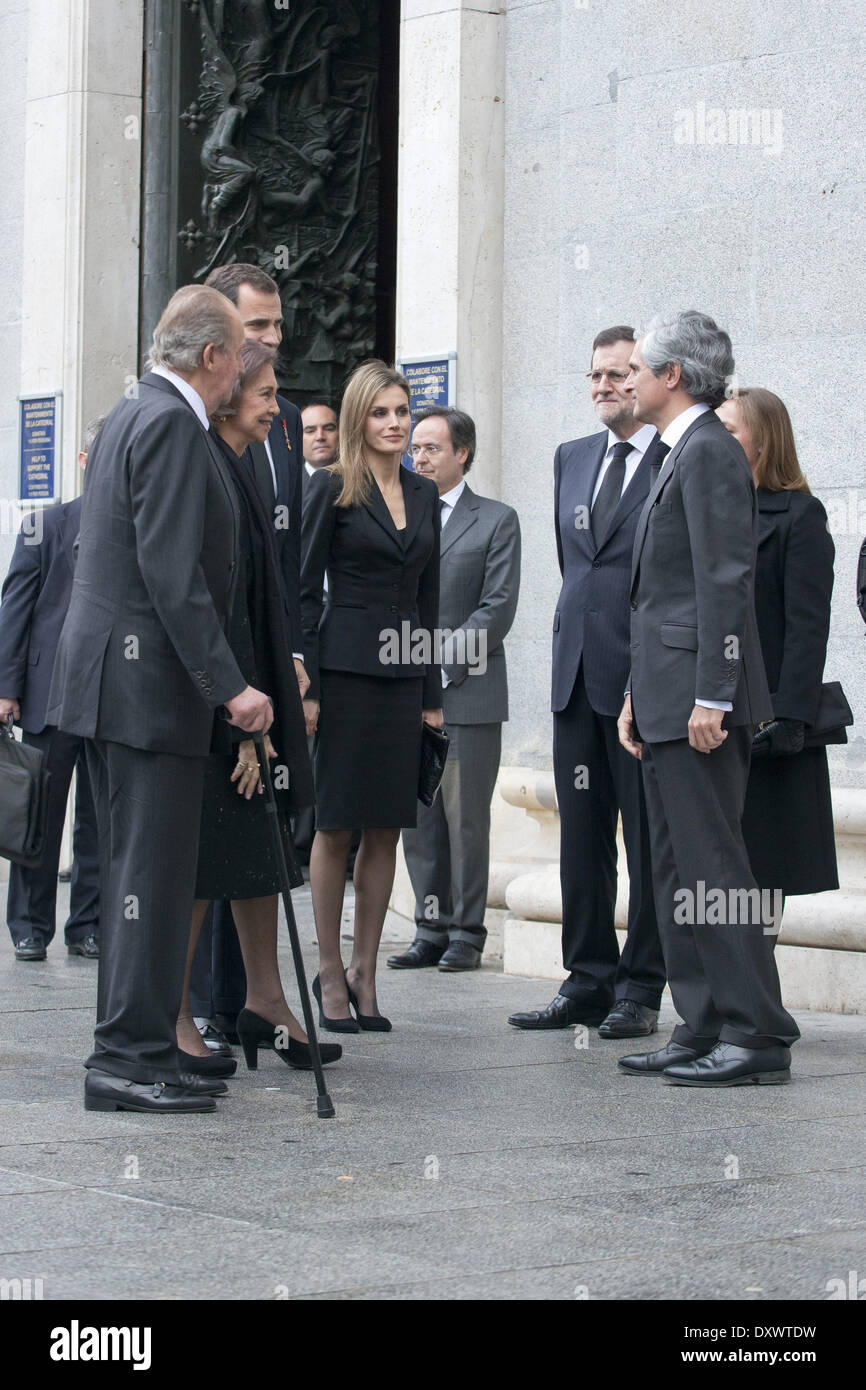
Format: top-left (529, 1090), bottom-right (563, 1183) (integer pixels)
top-left (224, 685), bottom-right (273, 733)
top-left (294, 658), bottom-right (310, 699)
top-left (688, 704), bottom-right (727, 754)
top-left (0, 698), bottom-right (20, 725)
top-left (422, 708), bottom-right (444, 729)
top-left (617, 694), bottom-right (642, 760)
top-left (302, 698), bottom-right (319, 736)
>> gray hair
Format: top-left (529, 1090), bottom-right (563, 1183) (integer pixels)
top-left (81, 415), bottom-right (106, 454)
top-left (414, 405), bottom-right (476, 471)
top-left (215, 340), bottom-right (277, 419)
top-left (639, 310), bottom-right (734, 408)
top-left (147, 285), bottom-right (239, 373)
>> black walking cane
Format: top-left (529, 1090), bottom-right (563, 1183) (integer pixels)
top-left (253, 732), bottom-right (335, 1119)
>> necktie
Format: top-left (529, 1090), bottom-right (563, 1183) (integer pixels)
top-left (591, 440), bottom-right (631, 542)
top-left (650, 439), bottom-right (671, 484)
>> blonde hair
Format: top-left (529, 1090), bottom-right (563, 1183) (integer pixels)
top-left (331, 360), bottom-right (411, 508)
top-left (734, 388), bottom-right (811, 494)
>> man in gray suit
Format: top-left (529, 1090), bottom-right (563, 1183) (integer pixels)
top-left (617, 310), bottom-right (798, 1086)
top-left (390, 407), bottom-right (521, 971)
top-left (47, 285), bottom-right (274, 1113)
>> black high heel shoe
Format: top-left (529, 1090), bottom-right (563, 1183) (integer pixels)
top-left (178, 1049), bottom-right (237, 1079)
top-left (311, 975), bottom-right (360, 1034)
top-left (345, 975), bottom-right (392, 1032)
top-left (236, 1008), bottom-right (344, 1071)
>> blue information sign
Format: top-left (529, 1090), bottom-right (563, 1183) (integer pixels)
top-left (18, 394), bottom-right (61, 502)
top-left (398, 354), bottom-right (457, 468)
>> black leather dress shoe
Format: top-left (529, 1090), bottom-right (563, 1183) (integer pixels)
top-left (84, 1069), bottom-right (216, 1113)
top-left (663, 1041), bottom-right (792, 1087)
top-left (179, 1049), bottom-right (237, 1078)
top-left (210, 1013), bottom-right (240, 1044)
top-left (439, 940), bottom-right (482, 971)
top-left (618, 1040), bottom-right (715, 1074)
top-left (387, 939), bottom-right (444, 969)
top-left (508, 994), bottom-right (608, 1030)
top-left (598, 999), bottom-right (660, 1039)
top-left (193, 1017), bottom-right (234, 1055)
top-left (178, 1073), bottom-right (228, 1096)
top-left (67, 934), bottom-right (99, 959)
top-left (14, 937), bottom-right (47, 962)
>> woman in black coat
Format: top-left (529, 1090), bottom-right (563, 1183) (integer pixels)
top-left (301, 360), bottom-right (443, 1031)
top-left (716, 388), bottom-right (838, 925)
top-left (175, 342), bottom-right (340, 1077)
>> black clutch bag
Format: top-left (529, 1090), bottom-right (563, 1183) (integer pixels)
top-left (804, 680), bottom-right (853, 748)
top-left (418, 722), bottom-right (449, 807)
top-left (0, 717), bottom-right (51, 868)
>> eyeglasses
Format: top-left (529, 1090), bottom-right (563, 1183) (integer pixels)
top-left (409, 443), bottom-right (445, 457)
top-left (586, 369), bottom-right (631, 385)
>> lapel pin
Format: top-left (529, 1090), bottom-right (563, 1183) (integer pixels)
top-left (281, 418), bottom-right (291, 451)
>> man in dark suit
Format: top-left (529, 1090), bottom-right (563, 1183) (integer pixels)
top-left (0, 418), bottom-right (104, 962)
top-left (390, 407), bottom-right (521, 972)
top-left (190, 264), bottom-right (310, 1050)
top-left (204, 262), bottom-right (308, 691)
top-left (509, 328), bottom-right (666, 1036)
top-left (47, 285), bottom-right (273, 1113)
top-left (301, 402), bottom-right (339, 480)
top-left (617, 310), bottom-right (798, 1086)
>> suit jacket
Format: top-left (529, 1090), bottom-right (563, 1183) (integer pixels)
top-left (438, 483), bottom-right (520, 725)
top-left (246, 392), bottom-right (304, 657)
top-left (46, 372), bottom-right (245, 756)
top-left (753, 487), bottom-right (834, 723)
top-left (0, 497), bottom-right (82, 733)
top-left (628, 410), bottom-right (772, 744)
top-left (552, 430), bottom-right (658, 716)
top-left (301, 466), bottom-right (442, 708)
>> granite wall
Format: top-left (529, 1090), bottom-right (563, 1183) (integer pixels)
top-left (500, 0), bottom-right (866, 785)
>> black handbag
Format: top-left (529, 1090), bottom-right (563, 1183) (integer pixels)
top-left (803, 680), bottom-right (853, 748)
top-left (0, 717), bottom-right (51, 868)
top-left (418, 722), bottom-right (449, 807)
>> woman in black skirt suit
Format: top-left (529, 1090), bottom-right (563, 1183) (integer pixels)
top-left (301, 361), bottom-right (443, 1030)
top-left (175, 341), bottom-right (340, 1075)
top-left (716, 388), bottom-right (838, 931)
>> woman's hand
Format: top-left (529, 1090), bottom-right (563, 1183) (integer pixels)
top-left (422, 708), bottom-right (444, 729)
top-left (230, 735), bottom-right (277, 799)
top-left (303, 698), bottom-right (320, 737)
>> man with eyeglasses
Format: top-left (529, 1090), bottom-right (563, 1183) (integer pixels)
top-left (389, 407), bottom-right (521, 972)
top-left (508, 326), bottom-right (667, 1037)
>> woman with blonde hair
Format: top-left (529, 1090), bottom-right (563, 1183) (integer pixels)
top-left (716, 387), bottom-right (838, 929)
top-left (301, 360), bottom-right (443, 1030)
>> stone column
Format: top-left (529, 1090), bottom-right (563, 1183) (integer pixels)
top-left (396, 2), bottom-right (505, 499)
top-left (20, 0), bottom-right (144, 502)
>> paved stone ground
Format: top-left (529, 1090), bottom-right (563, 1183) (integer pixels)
top-left (1, 881), bottom-right (865, 1302)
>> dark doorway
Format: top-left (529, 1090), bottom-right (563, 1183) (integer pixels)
top-left (140, 0), bottom-right (401, 411)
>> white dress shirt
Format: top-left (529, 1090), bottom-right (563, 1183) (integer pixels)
top-left (438, 477), bottom-right (466, 529)
top-left (438, 478), bottom-right (466, 688)
top-left (263, 436), bottom-right (279, 498)
top-left (591, 422), bottom-right (658, 507)
top-left (150, 365), bottom-right (210, 431)
top-left (657, 402), bottom-right (730, 712)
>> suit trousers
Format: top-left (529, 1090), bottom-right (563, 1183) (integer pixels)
top-left (189, 900), bottom-right (247, 1021)
top-left (6, 726), bottom-right (99, 947)
top-left (552, 668), bottom-right (665, 1009)
top-left (85, 739), bottom-right (206, 1083)
top-left (402, 721), bottom-right (501, 944)
top-left (640, 726), bottom-right (799, 1049)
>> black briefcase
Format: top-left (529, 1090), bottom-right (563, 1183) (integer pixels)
top-left (418, 722), bottom-right (450, 807)
top-left (0, 717), bottom-right (51, 868)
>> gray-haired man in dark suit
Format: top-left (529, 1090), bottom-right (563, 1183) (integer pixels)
top-left (47, 285), bottom-right (273, 1113)
top-left (618, 310), bottom-right (798, 1086)
top-left (390, 407), bottom-right (521, 972)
